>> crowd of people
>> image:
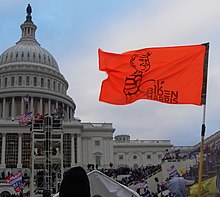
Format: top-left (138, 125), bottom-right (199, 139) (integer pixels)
top-left (2, 141), bottom-right (220, 196)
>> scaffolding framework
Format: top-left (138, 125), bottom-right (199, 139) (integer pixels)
top-left (30, 116), bottom-right (63, 197)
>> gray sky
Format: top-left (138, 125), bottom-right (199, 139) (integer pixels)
top-left (0, 0), bottom-right (220, 146)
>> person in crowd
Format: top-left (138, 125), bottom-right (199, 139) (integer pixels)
top-left (163, 149), bottom-right (172, 160)
top-left (167, 176), bottom-right (187, 197)
top-left (34, 112), bottom-right (43, 128)
top-left (59, 166), bottom-right (91, 197)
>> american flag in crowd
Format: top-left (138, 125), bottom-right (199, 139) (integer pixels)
top-left (167, 165), bottom-right (179, 179)
top-left (18, 112), bottom-right (33, 126)
top-left (6, 171), bottom-right (23, 193)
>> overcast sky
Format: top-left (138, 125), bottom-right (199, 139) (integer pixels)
top-left (0, 0), bottom-right (220, 146)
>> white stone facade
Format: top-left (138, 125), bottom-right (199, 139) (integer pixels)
top-left (0, 5), bottom-right (173, 176)
top-left (0, 6), bottom-right (115, 175)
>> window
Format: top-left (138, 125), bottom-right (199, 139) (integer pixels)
top-left (58, 83), bottom-right (60, 92)
top-left (18, 76), bottom-right (22, 86)
top-left (4, 77), bottom-right (7, 87)
top-left (47, 79), bottom-right (50, 89)
top-left (41, 78), bottom-right (44, 87)
top-left (10, 53), bottom-right (13, 60)
top-left (147, 155), bottom-right (151, 159)
top-left (11, 76), bottom-right (14, 86)
top-left (26, 76), bottom-right (29, 86)
top-left (53, 81), bottom-right (56, 90)
top-left (95, 140), bottom-right (100, 146)
top-left (133, 155), bottom-right (137, 160)
top-left (119, 155), bottom-right (123, 160)
top-left (34, 77), bottom-right (37, 86)
top-left (158, 154), bottom-right (162, 159)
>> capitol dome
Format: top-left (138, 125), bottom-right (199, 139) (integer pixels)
top-left (0, 6), bottom-right (59, 71)
top-left (0, 4), bottom-right (76, 119)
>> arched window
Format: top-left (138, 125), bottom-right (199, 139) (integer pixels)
top-left (18, 76), bottom-right (22, 86)
top-left (53, 81), bottom-right (56, 91)
top-left (41, 78), bottom-right (44, 87)
top-left (26, 76), bottom-right (30, 86)
top-left (58, 83), bottom-right (60, 92)
top-left (4, 77), bottom-right (7, 87)
top-left (47, 79), bottom-right (50, 89)
top-left (34, 77), bottom-right (37, 86)
top-left (11, 76), bottom-right (14, 86)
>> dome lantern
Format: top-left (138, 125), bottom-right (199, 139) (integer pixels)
top-left (0, 4), bottom-right (60, 71)
top-left (19, 4), bottom-right (37, 43)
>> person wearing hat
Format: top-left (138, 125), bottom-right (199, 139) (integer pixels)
top-left (59, 166), bottom-right (91, 197)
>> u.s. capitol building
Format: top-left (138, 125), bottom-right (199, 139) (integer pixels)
top-left (0, 5), bottom-right (172, 179)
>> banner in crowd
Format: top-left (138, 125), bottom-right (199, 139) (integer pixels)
top-left (99, 43), bottom-right (209, 105)
top-left (87, 170), bottom-right (140, 197)
top-left (6, 171), bottom-right (23, 193)
top-left (190, 175), bottom-right (218, 197)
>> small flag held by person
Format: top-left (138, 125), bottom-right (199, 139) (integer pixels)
top-left (98, 43), bottom-right (209, 106)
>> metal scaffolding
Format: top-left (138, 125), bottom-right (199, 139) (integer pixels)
top-left (30, 116), bottom-right (63, 197)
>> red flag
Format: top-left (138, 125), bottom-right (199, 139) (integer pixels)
top-left (99, 43), bottom-right (209, 105)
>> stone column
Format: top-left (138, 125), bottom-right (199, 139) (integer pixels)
top-left (71, 134), bottom-right (75, 167)
top-left (0, 133), bottom-right (6, 168)
top-left (11, 97), bottom-right (15, 118)
top-left (40, 98), bottom-right (42, 115)
top-left (48, 99), bottom-right (51, 115)
top-left (109, 137), bottom-right (114, 163)
top-left (21, 97), bottom-right (24, 114)
top-left (2, 98), bottom-right (6, 118)
top-left (77, 135), bottom-right (82, 165)
top-left (103, 138), bottom-right (107, 167)
top-left (17, 133), bottom-right (22, 168)
top-left (66, 105), bottom-right (69, 120)
top-left (87, 137), bottom-right (92, 164)
top-left (30, 97), bottom-right (34, 114)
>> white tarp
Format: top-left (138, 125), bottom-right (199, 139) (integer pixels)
top-left (53, 170), bottom-right (140, 197)
top-left (87, 170), bottom-right (140, 197)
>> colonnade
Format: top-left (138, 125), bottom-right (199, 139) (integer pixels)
top-left (0, 133), bottom-right (23, 169)
top-left (0, 132), bottom-right (83, 170)
top-left (0, 96), bottom-right (74, 120)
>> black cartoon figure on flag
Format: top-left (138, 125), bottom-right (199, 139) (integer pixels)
top-left (99, 44), bottom-right (208, 105)
top-left (123, 52), bottom-right (155, 102)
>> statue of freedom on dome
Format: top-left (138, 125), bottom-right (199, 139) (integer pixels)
top-left (26, 4), bottom-right (32, 15)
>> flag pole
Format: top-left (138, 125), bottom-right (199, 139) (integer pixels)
top-left (197, 43), bottom-right (209, 197)
top-left (197, 105), bottom-right (206, 197)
